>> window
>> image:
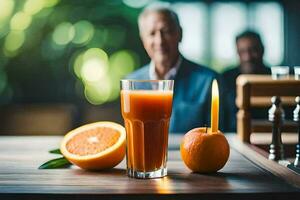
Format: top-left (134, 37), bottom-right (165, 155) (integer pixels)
top-left (173, 1), bottom-right (284, 72)
top-left (250, 2), bottom-right (284, 66)
top-left (173, 3), bottom-right (208, 64)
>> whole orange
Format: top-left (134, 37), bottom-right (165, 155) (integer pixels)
top-left (180, 127), bottom-right (230, 173)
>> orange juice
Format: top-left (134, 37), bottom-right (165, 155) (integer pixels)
top-left (121, 90), bottom-right (173, 172)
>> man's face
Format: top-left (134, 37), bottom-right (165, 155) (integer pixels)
top-left (139, 12), bottom-right (181, 67)
top-left (236, 37), bottom-right (264, 74)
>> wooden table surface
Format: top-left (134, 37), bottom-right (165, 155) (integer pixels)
top-left (0, 134), bottom-right (299, 200)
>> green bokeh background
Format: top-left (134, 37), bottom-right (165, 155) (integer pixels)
top-left (0, 0), bottom-right (147, 105)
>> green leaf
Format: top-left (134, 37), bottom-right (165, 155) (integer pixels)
top-left (39, 157), bottom-right (72, 169)
top-left (49, 148), bottom-right (62, 155)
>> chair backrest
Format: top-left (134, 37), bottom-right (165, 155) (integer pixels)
top-left (236, 75), bottom-right (300, 143)
top-left (0, 104), bottom-right (78, 135)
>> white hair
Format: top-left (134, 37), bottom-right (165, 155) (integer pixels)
top-left (138, 4), bottom-right (181, 33)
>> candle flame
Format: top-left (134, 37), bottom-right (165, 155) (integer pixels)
top-left (211, 79), bottom-right (219, 133)
top-left (212, 80), bottom-right (219, 97)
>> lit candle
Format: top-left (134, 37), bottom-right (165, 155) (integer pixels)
top-left (211, 79), bottom-right (219, 132)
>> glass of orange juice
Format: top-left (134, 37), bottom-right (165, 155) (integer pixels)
top-left (120, 80), bottom-right (174, 179)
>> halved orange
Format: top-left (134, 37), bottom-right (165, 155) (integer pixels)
top-left (60, 121), bottom-right (126, 170)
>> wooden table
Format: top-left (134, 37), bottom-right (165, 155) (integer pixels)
top-left (0, 134), bottom-right (299, 200)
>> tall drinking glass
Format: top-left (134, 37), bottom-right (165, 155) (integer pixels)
top-left (294, 66), bottom-right (300, 80)
top-left (271, 66), bottom-right (289, 80)
top-left (120, 80), bottom-right (174, 179)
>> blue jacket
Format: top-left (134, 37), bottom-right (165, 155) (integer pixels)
top-left (126, 57), bottom-right (218, 133)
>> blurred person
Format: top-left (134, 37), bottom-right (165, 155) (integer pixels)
top-left (126, 5), bottom-right (218, 133)
top-left (221, 30), bottom-right (271, 132)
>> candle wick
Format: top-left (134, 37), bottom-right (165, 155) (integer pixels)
top-left (205, 125), bottom-right (208, 133)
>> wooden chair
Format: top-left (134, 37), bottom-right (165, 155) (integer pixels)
top-left (0, 104), bottom-right (78, 135)
top-left (236, 75), bottom-right (300, 144)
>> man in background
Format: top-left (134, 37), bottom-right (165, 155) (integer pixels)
top-left (221, 30), bottom-right (271, 132)
top-left (127, 5), bottom-right (218, 133)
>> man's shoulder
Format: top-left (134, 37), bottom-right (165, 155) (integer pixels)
top-left (222, 66), bottom-right (240, 79)
top-left (125, 65), bottom-right (149, 79)
top-left (261, 66), bottom-right (271, 74)
top-left (182, 58), bottom-right (218, 78)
